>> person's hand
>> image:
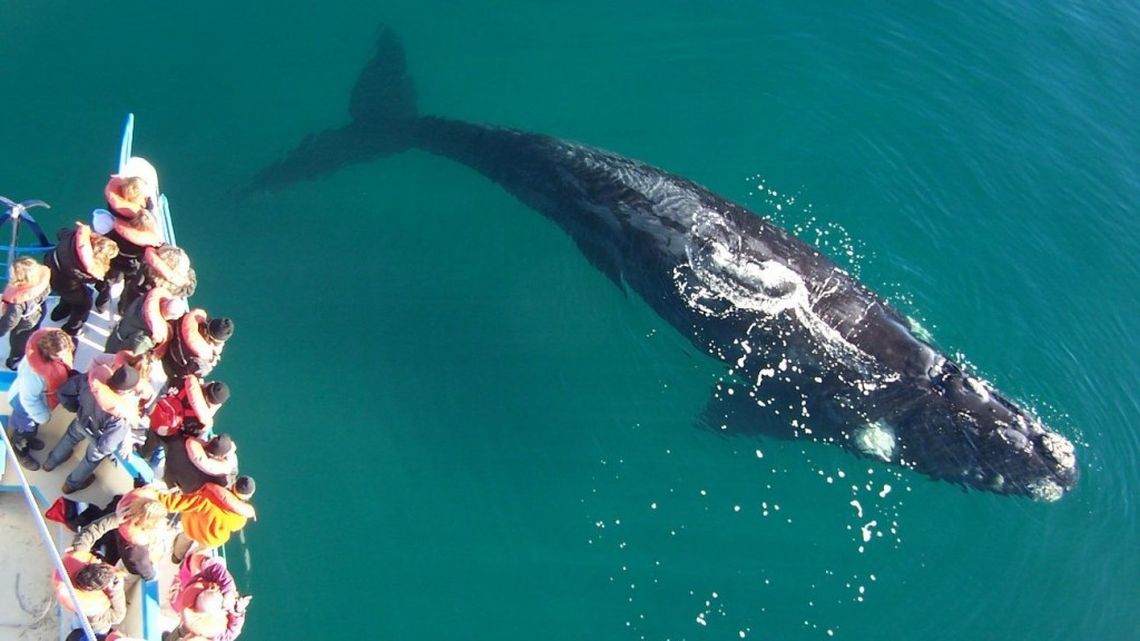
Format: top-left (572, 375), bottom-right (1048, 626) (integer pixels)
top-left (235, 594), bottom-right (252, 613)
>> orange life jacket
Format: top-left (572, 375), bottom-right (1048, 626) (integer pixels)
top-left (87, 357), bottom-right (143, 420)
top-left (73, 222), bottom-right (108, 279)
top-left (175, 581), bottom-right (229, 637)
top-left (104, 175), bottom-right (149, 220)
top-left (52, 549), bottom-right (116, 617)
top-left (1, 263), bottom-right (51, 304)
top-left (185, 436), bottom-right (237, 478)
top-left (143, 246), bottom-right (189, 290)
top-left (179, 308), bottom-right (220, 361)
top-left (24, 328), bottom-right (74, 410)
top-left (113, 212), bottom-right (164, 248)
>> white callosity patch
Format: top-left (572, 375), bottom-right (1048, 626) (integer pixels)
top-left (854, 421), bottom-right (896, 462)
top-left (1040, 432), bottom-right (1076, 470)
top-left (1028, 479), bottom-right (1064, 503)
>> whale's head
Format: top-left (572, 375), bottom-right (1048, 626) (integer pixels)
top-left (900, 360), bottom-right (1078, 500)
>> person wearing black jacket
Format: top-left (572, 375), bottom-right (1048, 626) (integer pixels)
top-left (43, 223), bottom-right (119, 336)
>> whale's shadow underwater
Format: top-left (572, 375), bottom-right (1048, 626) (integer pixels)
top-left (245, 28), bottom-right (1078, 501)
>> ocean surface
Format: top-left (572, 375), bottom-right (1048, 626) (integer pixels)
top-left (2, 1), bottom-right (1138, 639)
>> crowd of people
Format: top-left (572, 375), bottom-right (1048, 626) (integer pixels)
top-left (2, 167), bottom-right (255, 641)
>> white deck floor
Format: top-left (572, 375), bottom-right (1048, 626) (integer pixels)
top-left (1, 289), bottom-right (180, 640)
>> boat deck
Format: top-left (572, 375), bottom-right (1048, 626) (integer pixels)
top-left (1, 289), bottom-right (186, 640)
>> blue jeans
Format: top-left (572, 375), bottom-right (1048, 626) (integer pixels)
top-left (8, 397), bottom-right (39, 436)
top-left (44, 420), bottom-right (111, 486)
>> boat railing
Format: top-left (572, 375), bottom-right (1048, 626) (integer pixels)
top-left (1, 430), bottom-right (102, 641)
top-left (0, 197), bottom-right (54, 282)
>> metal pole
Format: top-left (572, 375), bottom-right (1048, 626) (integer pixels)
top-left (0, 433), bottom-right (100, 641)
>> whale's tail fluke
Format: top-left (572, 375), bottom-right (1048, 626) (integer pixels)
top-left (240, 27), bottom-right (418, 196)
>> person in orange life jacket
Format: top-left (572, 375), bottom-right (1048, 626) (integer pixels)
top-left (164, 433), bottom-right (239, 494)
top-left (42, 364), bottom-right (145, 494)
top-left (97, 175), bottom-right (164, 313)
top-left (1, 257), bottom-right (52, 369)
top-left (159, 475), bottom-right (256, 564)
top-left (45, 222), bottom-right (120, 336)
top-left (163, 312), bottom-right (234, 381)
top-left (138, 377), bottom-right (228, 460)
top-left (168, 553), bottom-right (250, 641)
top-left (5, 328), bottom-right (75, 471)
top-left (118, 244), bottom-right (196, 316)
top-left (52, 550), bottom-right (126, 635)
top-left (70, 486), bottom-right (170, 581)
top-left (104, 286), bottom-right (185, 357)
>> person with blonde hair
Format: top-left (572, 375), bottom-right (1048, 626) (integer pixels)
top-left (71, 485), bottom-right (171, 581)
top-left (0, 256), bottom-right (51, 369)
top-left (44, 222), bottom-right (120, 336)
top-left (118, 243), bottom-right (195, 314)
top-left (4, 328), bottom-right (75, 470)
top-left (98, 174), bottom-right (164, 312)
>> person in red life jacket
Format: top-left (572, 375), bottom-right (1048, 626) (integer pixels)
top-left (163, 311), bottom-right (234, 381)
top-left (1, 256), bottom-right (52, 369)
top-left (157, 475), bottom-right (256, 564)
top-left (118, 243), bottom-right (196, 316)
top-left (164, 433), bottom-right (239, 494)
top-left (98, 174), bottom-right (165, 313)
top-left (45, 222), bottom-right (120, 336)
top-left (168, 553), bottom-right (251, 641)
top-left (42, 364), bottom-right (145, 494)
top-left (139, 377), bottom-right (228, 461)
top-left (70, 486), bottom-right (170, 581)
top-left (104, 286), bottom-right (184, 357)
top-left (52, 549), bottom-right (127, 636)
top-left (5, 328), bottom-right (75, 470)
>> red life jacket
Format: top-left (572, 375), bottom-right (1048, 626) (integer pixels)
top-left (24, 328), bottom-right (74, 410)
top-left (52, 549), bottom-right (117, 617)
top-left (150, 375), bottom-right (219, 435)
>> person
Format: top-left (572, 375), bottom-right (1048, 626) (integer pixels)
top-left (52, 549), bottom-right (126, 636)
top-left (98, 174), bottom-right (164, 312)
top-left (168, 553), bottom-right (250, 641)
top-left (4, 328), bottom-right (75, 470)
top-left (42, 364), bottom-right (144, 494)
top-left (45, 222), bottom-right (120, 336)
top-left (163, 311), bottom-right (234, 380)
top-left (104, 286), bottom-right (182, 357)
top-left (139, 377), bottom-right (228, 460)
top-left (1, 256), bottom-right (52, 369)
top-left (118, 244), bottom-right (195, 315)
top-left (164, 433), bottom-right (239, 493)
top-left (156, 475), bottom-right (256, 563)
top-left (70, 485), bottom-right (170, 581)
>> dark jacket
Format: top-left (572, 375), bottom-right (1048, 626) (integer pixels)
top-left (57, 374), bottom-right (134, 455)
top-left (163, 434), bottom-right (232, 493)
top-left (45, 227), bottom-right (95, 287)
top-left (105, 296), bottom-right (157, 355)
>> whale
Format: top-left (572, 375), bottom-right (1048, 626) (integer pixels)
top-left (245, 28), bottom-right (1078, 500)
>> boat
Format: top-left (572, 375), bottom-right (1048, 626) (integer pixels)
top-left (1, 115), bottom-right (232, 641)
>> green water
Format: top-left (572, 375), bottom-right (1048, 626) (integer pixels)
top-left (3, 2), bottom-right (1138, 639)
